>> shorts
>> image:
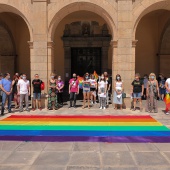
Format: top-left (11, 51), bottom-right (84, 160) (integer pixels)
top-left (90, 88), bottom-right (96, 92)
top-left (83, 89), bottom-right (90, 93)
top-left (33, 93), bottom-right (41, 100)
top-left (133, 92), bottom-right (141, 99)
top-left (159, 87), bottom-right (166, 95)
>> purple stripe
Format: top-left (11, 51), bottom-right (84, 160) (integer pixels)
top-left (0, 136), bottom-right (170, 143)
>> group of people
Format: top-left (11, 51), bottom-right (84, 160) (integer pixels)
top-left (0, 71), bottom-right (170, 116)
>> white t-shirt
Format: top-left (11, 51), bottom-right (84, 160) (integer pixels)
top-left (98, 80), bottom-right (108, 89)
top-left (90, 79), bottom-right (97, 88)
top-left (18, 79), bottom-right (30, 94)
top-left (166, 78), bottom-right (170, 91)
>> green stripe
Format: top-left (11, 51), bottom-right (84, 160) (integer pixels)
top-left (0, 125), bottom-right (169, 131)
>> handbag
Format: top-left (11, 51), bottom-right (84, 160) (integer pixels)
top-left (122, 92), bottom-right (126, 98)
top-left (41, 82), bottom-right (45, 90)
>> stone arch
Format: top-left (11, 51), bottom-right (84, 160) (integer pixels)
top-left (48, 1), bottom-right (117, 41)
top-left (132, 0), bottom-right (170, 39)
top-left (0, 21), bottom-right (16, 55)
top-left (0, 3), bottom-right (33, 41)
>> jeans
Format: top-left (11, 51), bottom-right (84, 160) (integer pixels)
top-left (20, 93), bottom-right (29, 111)
top-left (1, 91), bottom-right (12, 113)
top-left (70, 92), bottom-right (77, 107)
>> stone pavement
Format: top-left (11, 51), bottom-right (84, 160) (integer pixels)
top-left (0, 99), bottom-right (170, 170)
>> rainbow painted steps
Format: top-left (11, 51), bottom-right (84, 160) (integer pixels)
top-left (0, 115), bottom-right (170, 143)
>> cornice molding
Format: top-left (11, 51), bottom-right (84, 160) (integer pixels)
top-left (31, 0), bottom-right (50, 4)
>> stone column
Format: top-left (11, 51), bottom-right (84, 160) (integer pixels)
top-left (117, 0), bottom-right (134, 95)
top-left (31, 0), bottom-right (48, 94)
top-left (111, 40), bottom-right (118, 92)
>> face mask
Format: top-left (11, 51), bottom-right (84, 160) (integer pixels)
top-left (86, 76), bottom-right (88, 79)
top-left (23, 76), bottom-right (26, 80)
top-left (51, 76), bottom-right (54, 79)
top-left (58, 78), bottom-right (61, 81)
top-left (117, 77), bottom-right (120, 80)
top-left (101, 77), bottom-right (104, 79)
top-left (8, 76), bottom-right (10, 79)
top-left (151, 76), bottom-right (154, 79)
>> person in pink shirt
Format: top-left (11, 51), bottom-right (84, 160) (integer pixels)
top-left (69, 73), bottom-right (79, 108)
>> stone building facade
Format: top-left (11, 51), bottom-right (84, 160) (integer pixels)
top-left (0, 0), bottom-right (170, 96)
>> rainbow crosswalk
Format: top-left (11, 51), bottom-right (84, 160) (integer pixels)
top-left (0, 115), bottom-right (170, 143)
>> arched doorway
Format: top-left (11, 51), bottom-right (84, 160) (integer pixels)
top-left (135, 9), bottom-right (170, 78)
top-left (52, 10), bottom-right (113, 82)
top-left (0, 12), bottom-right (31, 78)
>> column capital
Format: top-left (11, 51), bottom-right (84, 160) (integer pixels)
top-left (132, 40), bottom-right (138, 48)
top-left (47, 41), bottom-right (55, 49)
top-left (31, 0), bottom-right (50, 4)
top-left (110, 40), bottom-right (118, 48)
top-left (28, 41), bottom-right (33, 49)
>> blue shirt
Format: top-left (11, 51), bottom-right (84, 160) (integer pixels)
top-left (0, 78), bottom-right (12, 92)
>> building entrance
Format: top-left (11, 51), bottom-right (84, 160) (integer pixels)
top-left (71, 47), bottom-right (101, 76)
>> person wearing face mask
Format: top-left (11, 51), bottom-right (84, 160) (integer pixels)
top-left (104, 72), bottom-right (111, 106)
top-left (17, 73), bottom-right (30, 112)
top-left (145, 73), bottom-right (159, 113)
top-left (113, 74), bottom-right (123, 110)
top-left (0, 73), bottom-right (13, 115)
top-left (47, 73), bottom-right (58, 110)
top-left (90, 74), bottom-right (97, 105)
top-left (98, 74), bottom-right (108, 109)
top-left (158, 73), bottom-right (166, 101)
top-left (131, 73), bottom-right (144, 111)
top-left (12, 75), bottom-right (19, 109)
top-left (32, 74), bottom-right (43, 111)
top-left (69, 73), bottom-right (79, 108)
top-left (56, 76), bottom-right (64, 106)
top-left (82, 73), bottom-right (91, 109)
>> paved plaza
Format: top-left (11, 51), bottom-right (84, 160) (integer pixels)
top-left (0, 100), bottom-right (170, 170)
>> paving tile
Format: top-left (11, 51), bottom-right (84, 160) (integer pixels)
top-left (133, 152), bottom-right (169, 165)
top-left (33, 151), bottom-right (70, 165)
top-left (0, 166), bottom-right (30, 170)
top-left (73, 142), bottom-right (100, 151)
top-left (16, 142), bottom-right (47, 151)
top-left (138, 167), bottom-right (170, 170)
top-left (103, 167), bottom-right (138, 170)
top-left (29, 165), bottom-right (66, 170)
top-left (163, 152), bottom-right (170, 162)
top-left (44, 142), bottom-right (73, 151)
top-left (0, 151), bottom-right (12, 163)
top-left (154, 144), bottom-right (170, 151)
top-left (67, 166), bottom-right (101, 170)
top-left (0, 141), bottom-right (21, 151)
top-left (1, 151), bottom-right (40, 165)
top-left (127, 143), bottom-right (158, 152)
top-left (102, 152), bottom-right (135, 166)
top-left (100, 143), bottom-right (129, 152)
top-left (69, 152), bottom-right (100, 166)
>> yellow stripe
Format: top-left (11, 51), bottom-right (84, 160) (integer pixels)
top-left (0, 121), bottom-right (162, 126)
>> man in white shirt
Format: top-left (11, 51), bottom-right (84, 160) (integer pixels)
top-left (17, 74), bottom-right (30, 112)
top-left (165, 78), bottom-right (170, 115)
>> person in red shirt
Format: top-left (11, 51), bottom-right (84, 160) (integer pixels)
top-left (69, 73), bottom-right (79, 108)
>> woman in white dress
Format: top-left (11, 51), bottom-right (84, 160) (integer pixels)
top-left (113, 74), bottom-right (123, 110)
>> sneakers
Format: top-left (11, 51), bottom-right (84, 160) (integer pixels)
top-left (165, 112), bottom-right (169, 115)
top-left (103, 107), bottom-right (106, 110)
top-left (91, 101), bottom-right (93, 105)
top-left (100, 107), bottom-right (102, 109)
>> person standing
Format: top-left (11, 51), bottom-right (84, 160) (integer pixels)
top-left (17, 74), bottom-right (30, 112)
top-left (69, 73), bottom-right (79, 108)
top-left (48, 73), bottom-right (58, 110)
top-left (12, 75), bottom-right (19, 109)
top-left (82, 73), bottom-right (91, 109)
top-left (158, 74), bottom-right (166, 101)
top-left (0, 74), bottom-right (3, 102)
top-left (0, 73), bottom-right (13, 115)
top-left (145, 73), bottom-right (159, 113)
top-left (32, 74), bottom-right (42, 111)
top-left (113, 74), bottom-right (123, 110)
top-left (131, 73), bottom-right (144, 111)
top-left (165, 77), bottom-right (170, 115)
top-left (90, 74), bottom-right (97, 104)
top-left (56, 76), bottom-right (64, 106)
top-left (104, 72), bottom-right (111, 106)
top-left (98, 74), bottom-right (108, 110)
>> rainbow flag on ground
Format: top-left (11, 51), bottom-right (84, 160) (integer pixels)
top-left (0, 115), bottom-right (170, 143)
